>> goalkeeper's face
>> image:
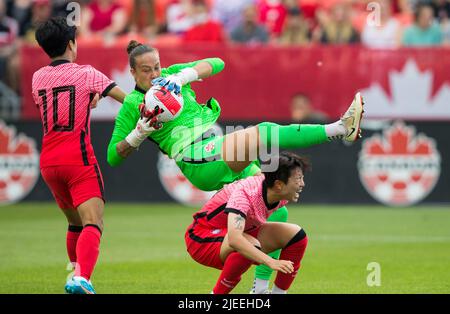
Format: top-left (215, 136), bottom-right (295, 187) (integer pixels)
top-left (131, 51), bottom-right (161, 92)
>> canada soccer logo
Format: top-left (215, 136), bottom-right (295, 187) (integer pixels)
top-left (358, 122), bottom-right (441, 206)
top-left (157, 152), bottom-right (216, 206)
top-left (0, 121), bottom-right (40, 205)
top-left (204, 142), bottom-right (215, 153)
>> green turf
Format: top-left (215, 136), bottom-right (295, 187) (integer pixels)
top-left (0, 203), bottom-right (449, 294)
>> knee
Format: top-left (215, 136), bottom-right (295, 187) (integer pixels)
top-left (95, 219), bottom-right (104, 233)
top-left (285, 227), bottom-right (307, 248)
top-left (97, 219), bottom-right (104, 232)
top-left (82, 218), bottom-right (104, 233)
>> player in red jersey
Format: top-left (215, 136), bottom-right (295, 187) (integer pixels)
top-left (185, 151), bottom-right (309, 294)
top-left (32, 17), bottom-right (125, 294)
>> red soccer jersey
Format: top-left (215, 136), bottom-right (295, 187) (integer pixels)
top-left (32, 60), bottom-right (116, 167)
top-left (193, 175), bottom-right (288, 233)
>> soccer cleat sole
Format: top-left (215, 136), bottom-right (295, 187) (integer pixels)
top-left (345, 92), bottom-right (365, 142)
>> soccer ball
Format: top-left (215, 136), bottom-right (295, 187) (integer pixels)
top-left (143, 86), bottom-right (184, 122)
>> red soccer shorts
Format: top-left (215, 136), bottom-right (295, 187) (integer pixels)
top-left (185, 218), bottom-right (260, 270)
top-left (185, 219), bottom-right (227, 270)
top-left (41, 164), bottom-right (105, 209)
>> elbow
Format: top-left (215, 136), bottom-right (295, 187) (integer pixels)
top-left (106, 156), bottom-right (117, 167)
top-left (106, 146), bottom-right (122, 167)
top-left (106, 155), bottom-right (118, 167)
top-left (215, 58), bottom-right (225, 73)
top-left (215, 57), bottom-right (224, 65)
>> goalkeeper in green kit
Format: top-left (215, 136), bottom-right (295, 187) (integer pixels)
top-left (107, 40), bottom-right (364, 294)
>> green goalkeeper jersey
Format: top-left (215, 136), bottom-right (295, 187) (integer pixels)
top-left (107, 58), bottom-right (224, 166)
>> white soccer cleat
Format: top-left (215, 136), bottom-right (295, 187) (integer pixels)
top-left (341, 92), bottom-right (365, 142)
top-left (249, 280), bottom-right (272, 294)
top-left (252, 289), bottom-right (272, 294)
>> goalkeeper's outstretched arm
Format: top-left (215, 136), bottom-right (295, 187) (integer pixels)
top-left (152, 58), bottom-right (224, 94)
top-left (165, 58), bottom-right (224, 78)
top-left (192, 58), bottom-right (223, 80)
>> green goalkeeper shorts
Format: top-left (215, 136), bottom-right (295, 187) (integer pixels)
top-left (176, 135), bottom-right (261, 191)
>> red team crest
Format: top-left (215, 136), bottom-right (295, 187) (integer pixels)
top-left (205, 142), bottom-right (215, 153)
top-left (358, 122), bottom-right (441, 206)
top-left (0, 121), bottom-right (39, 205)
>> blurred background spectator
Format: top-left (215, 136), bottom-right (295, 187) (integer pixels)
top-left (79, 0), bottom-right (127, 40)
top-left (290, 93), bottom-right (329, 123)
top-left (5, 0), bottom-right (32, 37)
top-left (22, 0), bottom-right (52, 44)
top-left (402, 2), bottom-right (443, 46)
top-left (313, 2), bottom-right (359, 44)
top-left (0, 0), bottom-right (19, 92)
top-left (166, 0), bottom-right (193, 34)
top-left (258, 0), bottom-right (287, 40)
top-left (211, 0), bottom-right (255, 35)
top-left (230, 3), bottom-right (269, 44)
top-left (183, 0), bottom-right (224, 43)
top-left (361, 0), bottom-right (402, 48)
top-left (432, 0), bottom-right (450, 44)
top-left (278, 5), bottom-right (311, 46)
top-left (129, 0), bottom-right (158, 39)
top-left (0, 0), bottom-right (449, 49)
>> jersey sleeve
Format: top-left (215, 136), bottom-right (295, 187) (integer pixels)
top-left (224, 189), bottom-right (252, 219)
top-left (86, 66), bottom-right (117, 97)
top-left (162, 58), bottom-right (225, 76)
top-left (31, 73), bottom-right (40, 108)
top-left (106, 97), bottom-right (140, 167)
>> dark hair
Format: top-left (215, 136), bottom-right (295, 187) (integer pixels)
top-left (263, 152), bottom-right (311, 188)
top-left (288, 7), bottom-right (301, 16)
top-left (35, 17), bottom-right (76, 58)
top-left (127, 40), bottom-right (157, 69)
top-left (414, 3), bottom-right (433, 22)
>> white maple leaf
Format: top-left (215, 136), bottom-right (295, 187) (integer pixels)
top-left (91, 66), bottom-right (135, 120)
top-left (362, 59), bottom-right (450, 119)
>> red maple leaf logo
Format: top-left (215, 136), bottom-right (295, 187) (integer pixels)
top-left (0, 121), bottom-right (39, 204)
top-left (0, 121), bottom-right (36, 155)
top-left (361, 122), bottom-right (436, 156)
top-left (205, 142), bottom-right (215, 153)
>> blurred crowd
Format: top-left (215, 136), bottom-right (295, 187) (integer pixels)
top-left (1, 0), bottom-right (450, 95)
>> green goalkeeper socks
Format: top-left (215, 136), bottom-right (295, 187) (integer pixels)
top-left (254, 206), bottom-right (289, 286)
top-left (258, 122), bottom-right (329, 149)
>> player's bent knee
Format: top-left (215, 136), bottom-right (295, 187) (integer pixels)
top-left (285, 228), bottom-right (307, 248)
top-left (84, 223), bottom-right (103, 234)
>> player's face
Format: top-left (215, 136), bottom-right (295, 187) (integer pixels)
top-left (132, 51), bottom-right (161, 91)
top-left (283, 167), bottom-right (305, 202)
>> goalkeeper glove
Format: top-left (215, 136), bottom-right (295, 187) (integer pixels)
top-left (125, 105), bottom-right (163, 148)
top-left (151, 68), bottom-right (199, 95)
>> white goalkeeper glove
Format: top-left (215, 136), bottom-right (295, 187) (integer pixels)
top-left (125, 105), bottom-right (163, 148)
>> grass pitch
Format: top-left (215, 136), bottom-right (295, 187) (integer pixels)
top-left (0, 203), bottom-right (449, 294)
